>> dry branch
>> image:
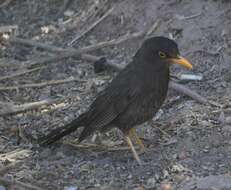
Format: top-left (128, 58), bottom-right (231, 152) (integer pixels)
top-left (0, 98), bottom-right (62, 116)
top-left (7, 19), bottom-right (159, 70)
top-left (0, 0), bottom-right (13, 8)
top-left (0, 67), bottom-right (42, 81)
top-left (169, 81), bottom-right (208, 104)
top-left (9, 30), bottom-right (145, 69)
top-left (64, 141), bottom-right (138, 151)
top-left (0, 177), bottom-right (43, 190)
top-left (68, 7), bottom-right (114, 45)
top-left (0, 77), bottom-right (86, 91)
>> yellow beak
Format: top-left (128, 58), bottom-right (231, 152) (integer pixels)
top-left (170, 56), bottom-right (193, 69)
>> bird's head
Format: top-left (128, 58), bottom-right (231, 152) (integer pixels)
top-left (137, 36), bottom-right (193, 70)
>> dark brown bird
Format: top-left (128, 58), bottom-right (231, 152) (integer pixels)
top-left (39, 36), bottom-right (192, 164)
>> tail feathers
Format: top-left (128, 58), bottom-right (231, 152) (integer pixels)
top-left (38, 117), bottom-right (84, 146)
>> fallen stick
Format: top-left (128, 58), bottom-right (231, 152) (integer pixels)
top-left (64, 141), bottom-right (138, 151)
top-left (68, 7), bottom-right (114, 45)
top-left (7, 20), bottom-right (157, 70)
top-left (0, 177), bottom-right (43, 190)
top-left (0, 77), bottom-right (86, 91)
top-left (176, 12), bottom-right (202, 20)
top-left (8, 37), bottom-right (109, 68)
top-left (9, 30), bottom-right (145, 69)
top-left (0, 98), bottom-right (62, 116)
top-left (0, 0), bottom-right (13, 8)
top-left (168, 81), bottom-right (208, 104)
top-left (0, 67), bottom-right (42, 81)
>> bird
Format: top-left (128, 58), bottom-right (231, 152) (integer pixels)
top-left (38, 36), bottom-right (193, 165)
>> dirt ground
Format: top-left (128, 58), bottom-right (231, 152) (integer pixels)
top-left (0, 0), bottom-right (231, 190)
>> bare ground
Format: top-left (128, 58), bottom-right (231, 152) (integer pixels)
top-left (0, 0), bottom-right (231, 189)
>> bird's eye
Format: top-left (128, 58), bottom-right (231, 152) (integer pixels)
top-left (158, 51), bottom-right (166, 58)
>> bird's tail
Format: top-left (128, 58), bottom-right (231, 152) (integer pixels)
top-left (38, 114), bottom-right (86, 146)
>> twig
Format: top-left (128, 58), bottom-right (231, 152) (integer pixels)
top-left (0, 77), bottom-right (86, 91)
top-left (0, 67), bottom-right (42, 81)
top-left (61, 0), bottom-right (105, 30)
top-left (64, 141), bottom-right (138, 151)
top-left (9, 30), bottom-right (145, 69)
top-left (168, 81), bottom-right (208, 104)
top-left (7, 19), bottom-right (160, 71)
top-left (5, 20), bottom-right (158, 80)
top-left (9, 37), bottom-right (65, 53)
top-left (169, 82), bottom-right (221, 107)
top-left (149, 121), bottom-right (171, 139)
top-left (68, 7), bottom-right (114, 46)
top-left (8, 37), bottom-right (118, 68)
top-left (175, 12), bottom-right (201, 20)
top-left (146, 19), bottom-right (161, 36)
top-left (0, 98), bottom-right (63, 116)
top-left (0, 177), bottom-right (43, 190)
top-left (83, 31), bottom-right (145, 50)
top-left (0, 58), bottom-right (22, 67)
top-left (0, 0), bottom-right (13, 8)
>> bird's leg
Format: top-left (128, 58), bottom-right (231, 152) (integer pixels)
top-left (129, 128), bottom-right (146, 153)
top-left (125, 135), bottom-right (142, 165)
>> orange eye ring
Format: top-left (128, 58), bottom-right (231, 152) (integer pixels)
top-left (158, 51), bottom-right (166, 58)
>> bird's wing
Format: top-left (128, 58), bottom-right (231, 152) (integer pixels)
top-left (84, 66), bottom-right (140, 129)
top-left (85, 83), bottom-right (139, 129)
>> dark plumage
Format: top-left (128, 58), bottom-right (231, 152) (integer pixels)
top-left (38, 36), bottom-right (192, 164)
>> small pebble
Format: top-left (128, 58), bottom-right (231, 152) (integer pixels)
top-left (146, 177), bottom-right (156, 188)
top-left (64, 186), bottom-right (78, 190)
top-left (161, 183), bottom-right (172, 190)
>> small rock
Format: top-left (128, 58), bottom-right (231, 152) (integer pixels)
top-left (161, 183), bottom-right (172, 190)
top-left (64, 186), bottom-right (78, 190)
top-left (134, 185), bottom-right (144, 190)
top-left (171, 164), bottom-right (187, 173)
top-left (163, 170), bottom-right (169, 178)
top-left (95, 184), bottom-right (101, 187)
top-left (92, 78), bottom-right (105, 86)
top-left (64, 10), bottom-right (75, 17)
top-left (127, 174), bottom-right (132, 179)
top-left (146, 177), bottom-right (156, 188)
top-left (203, 146), bottom-right (210, 153)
